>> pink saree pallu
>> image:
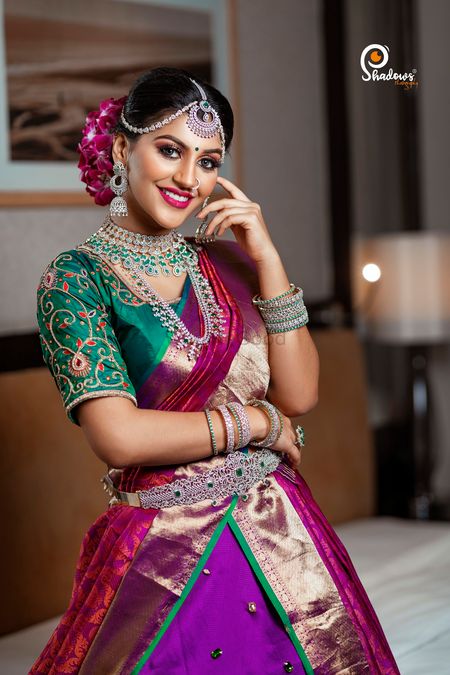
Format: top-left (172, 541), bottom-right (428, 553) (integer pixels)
top-left (32, 238), bottom-right (400, 674)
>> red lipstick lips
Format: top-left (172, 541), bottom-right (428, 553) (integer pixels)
top-left (157, 186), bottom-right (194, 209)
top-left (159, 186), bottom-right (193, 197)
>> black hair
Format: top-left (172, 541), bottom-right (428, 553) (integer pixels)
top-left (114, 66), bottom-right (234, 155)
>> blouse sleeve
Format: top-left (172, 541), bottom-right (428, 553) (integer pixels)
top-left (36, 249), bottom-right (138, 426)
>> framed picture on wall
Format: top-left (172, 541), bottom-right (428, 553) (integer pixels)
top-left (0, 0), bottom-right (235, 206)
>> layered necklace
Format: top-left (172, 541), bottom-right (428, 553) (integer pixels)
top-left (79, 215), bottom-right (226, 361)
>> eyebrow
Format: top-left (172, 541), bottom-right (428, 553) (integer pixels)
top-left (154, 134), bottom-right (222, 155)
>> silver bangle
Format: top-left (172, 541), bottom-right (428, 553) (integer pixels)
top-left (247, 399), bottom-right (281, 447)
top-left (273, 405), bottom-right (284, 440)
top-left (253, 283), bottom-right (309, 333)
top-left (259, 298), bottom-right (309, 334)
top-left (225, 401), bottom-right (252, 449)
top-left (252, 283), bottom-right (297, 306)
top-left (263, 310), bottom-right (309, 333)
top-left (216, 404), bottom-right (235, 453)
top-left (260, 304), bottom-right (308, 320)
top-left (258, 290), bottom-right (304, 314)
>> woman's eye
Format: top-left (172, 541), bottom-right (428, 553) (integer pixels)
top-left (200, 157), bottom-right (220, 171)
top-left (159, 145), bottom-right (219, 171)
top-left (159, 145), bottom-right (181, 159)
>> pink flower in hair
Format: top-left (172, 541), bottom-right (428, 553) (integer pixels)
top-left (77, 96), bottom-right (127, 206)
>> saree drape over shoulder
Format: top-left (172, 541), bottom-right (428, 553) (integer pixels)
top-left (32, 235), bottom-right (399, 674)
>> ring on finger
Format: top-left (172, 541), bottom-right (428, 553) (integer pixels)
top-left (294, 425), bottom-right (305, 447)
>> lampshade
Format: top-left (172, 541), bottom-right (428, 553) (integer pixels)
top-left (351, 231), bottom-right (450, 344)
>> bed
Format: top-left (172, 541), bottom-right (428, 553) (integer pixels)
top-left (1, 328), bottom-right (449, 672)
top-left (338, 516), bottom-right (450, 674)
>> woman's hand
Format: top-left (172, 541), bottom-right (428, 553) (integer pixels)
top-left (196, 175), bottom-right (278, 265)
top-left (268, 412), bottom-right (302, 472)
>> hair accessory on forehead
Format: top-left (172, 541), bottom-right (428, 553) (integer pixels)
top-left (120, 77), bottom-right (225, 164)
top-left (186, 79), bottom-right (223, 141)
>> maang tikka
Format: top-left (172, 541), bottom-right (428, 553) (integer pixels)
top-left (120, 78), bottom-right (225, 165)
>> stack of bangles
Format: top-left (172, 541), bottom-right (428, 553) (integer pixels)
top-left (251, 282), bottom-right (309, 333)
top-left (204, 399), bottom-right (305, 457)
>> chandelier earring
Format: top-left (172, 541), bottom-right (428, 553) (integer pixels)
top-left (109, 160), bottom-right (128, 217)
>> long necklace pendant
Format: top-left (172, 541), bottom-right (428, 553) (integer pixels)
top-left (189, 266), bottom-right (227, 340)
top-left (187, 342), bottom-right (202, 361)
top-left (172, 326), bottom-right (202, 361)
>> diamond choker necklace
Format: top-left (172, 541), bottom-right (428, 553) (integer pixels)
top-left (84, 215), bottom-right (198, 276)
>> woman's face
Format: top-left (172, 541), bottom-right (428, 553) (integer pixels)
top-left (111, 112), bottom-right (222, 235)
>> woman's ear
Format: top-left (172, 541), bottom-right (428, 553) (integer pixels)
top-left (111, 133), bottom-right (129, 165)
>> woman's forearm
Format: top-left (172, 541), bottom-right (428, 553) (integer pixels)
top-left (255, 250), bottom-right (320, 417)
top-left (97, 402), bottom-right (271, 468)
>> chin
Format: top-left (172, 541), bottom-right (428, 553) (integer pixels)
top-left (136, 192), bottom-right (197, 229)
top-left (153, 209), bottom-right (190, 231)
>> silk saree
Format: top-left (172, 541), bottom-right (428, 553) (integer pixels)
top-left (32, 233), bottom-right (399, 674)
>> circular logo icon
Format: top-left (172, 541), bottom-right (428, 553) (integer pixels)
top-left (360, 44), bottom-right (390, 81)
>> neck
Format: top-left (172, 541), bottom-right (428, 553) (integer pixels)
top-left (104, 214), bottom-right (182, 245)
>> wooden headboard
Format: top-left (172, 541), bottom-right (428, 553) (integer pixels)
top-left (0, 327), bottom-right (375, 635)
top-left (295, 328), bottom-right (375, 523)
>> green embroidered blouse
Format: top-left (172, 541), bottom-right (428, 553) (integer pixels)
top-left (36, 247), bottom-right (191, 426)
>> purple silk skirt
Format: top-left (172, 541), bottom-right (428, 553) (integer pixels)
top-left (142, 521), bottom-right (305, 674)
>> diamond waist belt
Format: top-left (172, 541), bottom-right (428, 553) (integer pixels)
top-left (101, 448), bottom-right (281, 510)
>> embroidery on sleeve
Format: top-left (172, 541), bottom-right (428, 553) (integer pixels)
top-left (37, 251), bottom-right (138, 424)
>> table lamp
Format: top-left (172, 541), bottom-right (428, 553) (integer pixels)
top-left (351, 230), bottom-right (450, 518)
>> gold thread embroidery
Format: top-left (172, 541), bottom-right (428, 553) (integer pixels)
top-left (37, 251), bottom-right (137, 422)
top-left (68, 352), bottom-right (91, 377)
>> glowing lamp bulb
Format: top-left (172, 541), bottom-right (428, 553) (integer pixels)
top-left (362, 263), bottom-right (381, 283)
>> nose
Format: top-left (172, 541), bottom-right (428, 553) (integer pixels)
top-left (173, 161), bottom-right (199, 191)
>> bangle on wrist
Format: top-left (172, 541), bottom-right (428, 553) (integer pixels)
top-left (251, 283), bottom-right (296, 306)
top-left (216, 404), bottom-right (235, 454)
top-left (225, 403), bottom-right (242, 450)
top-left (204, 409), bottom-right (219, 456)
top-left (247, 399), bottom-right (281, 447)
top-left (225, 401), bottom-right (252, 450)
top-left (248, 404), bottom-right (271, 442)
top-left (273, 406), bottom-right (284, 442)
top-left (252, 282), bottom-right (309, 334)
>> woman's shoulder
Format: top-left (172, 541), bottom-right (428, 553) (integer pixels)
top-left (36, 246), bottom-right (105, 303)
top-left (39, 246), bottom-right (90, 276)
top-left (37, 245), bottom-right (104, 288)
